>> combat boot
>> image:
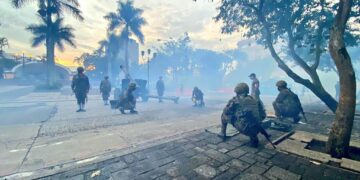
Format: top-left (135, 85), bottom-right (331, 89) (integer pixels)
top-left (249, 136), bottom-right (259, 148)
top-left (120, 108), bottom-right (126, 114)
top-left (217, 124), bottom-right (227, 141)
top-left (293, 116), bottom-right (301, 124)
top-left (130, 109), bottom-right (138, 114)
top-left (80, 104), bottom-right (86, 112)
top-left (76, 104), bottom-right (81, 112)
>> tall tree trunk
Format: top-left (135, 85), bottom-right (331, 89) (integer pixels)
top-left (326, 0), bottom-right (356, 158)
top-left (45, 0), bottom-right (56, 88)
top-left (124, 26), bottom-right (130, 76)
top-left (255, 7), bottom-right (339, 113)
top-left (46, 39), bottom-right (56, 87)
top-left (124, 37), bottom-right (129, 76)
top-left (107, 54), bottom-right (112, 79)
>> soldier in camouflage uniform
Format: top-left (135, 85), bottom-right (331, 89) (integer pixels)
top-left (219, 83), bottom-right (266, 147)
top-left (192, 87), bottom-right (205, 107)
top-left (119, 83), bottom-right (137, 114)
top-left (71, 67), bottom-right (90, 112)
top-left (100, 76), bottom-right (112, 105)
top-left (273, 80), bottom-right (302, 123)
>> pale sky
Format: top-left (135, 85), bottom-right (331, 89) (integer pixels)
top-left (0, 0), bottom-right (244, 66)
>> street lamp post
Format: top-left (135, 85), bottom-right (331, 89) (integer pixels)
top-left (147, 49), bottom-right (151, 89)
top-left (22, 52), bottom-right (25, 77)
top-left (141, 49), bottom-right (156, 90)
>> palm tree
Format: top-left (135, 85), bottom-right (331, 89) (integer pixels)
top-left (12, 0), bottom-right (83, 86)
top-left (0, 37), bottom-right (9, 56)
top-left (97, 40), bottom-right (109, 57)
top-left (74, 52), bottom-right (90, 66)
top-left (12, 0), bottom-right (83, 20)
top-left (27, 17), bottom-right (76, 85)
top-left (104, 0), bottom-right (147, 75)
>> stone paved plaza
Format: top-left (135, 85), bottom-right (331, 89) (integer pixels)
top-left (37, 130), bottom-right (360, 180)
top-left (1, 88), bottom-right (360, 179)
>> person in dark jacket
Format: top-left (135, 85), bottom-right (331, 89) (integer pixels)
top-left (71, 67), bottom-right (90, 112)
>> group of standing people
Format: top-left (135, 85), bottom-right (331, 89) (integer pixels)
top-left (71, 67), bottom-right (113, 112)
top-left (71, 65), bottom-right (169, 113)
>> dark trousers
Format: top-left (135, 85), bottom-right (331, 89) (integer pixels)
top-left (76, 92), bottom-right (86, 105)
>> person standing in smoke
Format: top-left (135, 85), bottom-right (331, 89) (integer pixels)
top-left (249, 73), bottom-right (260, 101)
top-left (100, 76), bottom-right (112, 105)
top-left (71, 67), bottom-right (90, 112)
top-left (156, 76), bottom-right (165, 103)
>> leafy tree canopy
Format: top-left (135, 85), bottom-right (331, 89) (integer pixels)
top-left (215, 0), bottom-right (360, 72)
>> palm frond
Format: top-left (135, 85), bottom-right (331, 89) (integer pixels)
top-left (104, 12), bottom-right (124, 31)
top-left (56, 41), bottom-right (65, 52)
top-left (26, 24), bottom-right (47, 36)
top-left (11, 0), bottom-right (37, 8)
top-left (63, 0), bottom-right (80, 7)
top-left (31, 35), bottom-right (46, 47)
top-left (59, 1), bottom-right (84, 21)
top-left (130, 24), bottom-right (145, 44)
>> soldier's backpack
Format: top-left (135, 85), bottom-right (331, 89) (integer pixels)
top-left (283, 89), bottom-right (302, 114)
top-left (232, 95), bottom-right (261, 137)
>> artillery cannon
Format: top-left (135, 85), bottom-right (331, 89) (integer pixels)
top-left (110, 78), bottom-right (179, 109)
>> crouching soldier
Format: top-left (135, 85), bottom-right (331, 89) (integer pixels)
top-left (273, 80), bottom-right (303, 123)
top-left (192, 86), bottom-right (204, 107)
top-left (219, 83), bottom-right (268, 147)
top-left (119, 83), bottom-right (137, 114)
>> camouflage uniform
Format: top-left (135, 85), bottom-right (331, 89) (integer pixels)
top-left (273, 80), bottom-right (302, 123)
top-left (100, 78), bottom-right (112, 105)
top-left (192, 87), bottom-right (204, 107)
top-left (71, 67), bottom-right (90, 112)
top-left (119, 83), bottom-right (137, 114)
top-left (220, 83), bottom-right (266, 147)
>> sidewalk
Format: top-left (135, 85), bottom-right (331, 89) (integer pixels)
top-left (35, 129), bottom-right (359, 180)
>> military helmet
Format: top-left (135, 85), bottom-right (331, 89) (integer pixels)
top-left (234, 83), bottom-right (249, 94)
top-left (276, 80), bottom-right (287, 88)
top-left (77, 66), bottom-right (84, 73)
